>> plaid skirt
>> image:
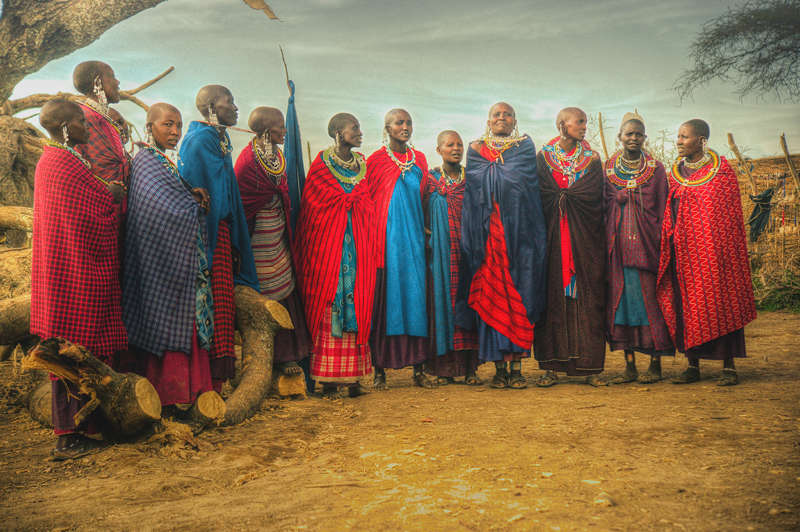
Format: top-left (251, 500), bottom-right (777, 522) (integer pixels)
top-left (209, 221), bottom-right (235, 362)
top-left (311, 304), bottom-right (372, 383)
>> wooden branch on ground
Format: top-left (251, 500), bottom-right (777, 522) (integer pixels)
top-left (22, 338), bottom-right (161, 438)
top-left (0, 206), bottom-right (33, 231)
top-left (779, 133), bottom-right (800, 192)
top-left (0, 294), bottom-right (31, 345)
top-left (727, 133), bottom-right (757, 195)
top-left (219, 285), bottom-right (292, 426)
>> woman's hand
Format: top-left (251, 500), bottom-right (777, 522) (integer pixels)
top-left (191, 187), bottom-right (210, 215)
top-left (107, 181), bottom-right (127, 204)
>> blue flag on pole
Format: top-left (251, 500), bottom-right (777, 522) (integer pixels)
top-left (284, 80), bottom-right (305, 233)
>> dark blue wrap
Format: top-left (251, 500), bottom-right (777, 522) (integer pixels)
top-left (284, 80), bottom-right (306, 234)
top-left (455, 136), bottom-right (548, 329)
top-left (178, 121), bottom-right (260, 291)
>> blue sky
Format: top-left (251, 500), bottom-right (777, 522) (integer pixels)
top-left (10, 0), bottom-right (800, 165)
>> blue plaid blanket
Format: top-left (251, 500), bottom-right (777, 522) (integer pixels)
top-left (123, 148), bottom-right (209, 356)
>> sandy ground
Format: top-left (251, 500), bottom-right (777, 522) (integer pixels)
top-left (0, 311), bottom-right (798, 532)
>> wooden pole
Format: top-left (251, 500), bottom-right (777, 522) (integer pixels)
top-left (307, 141), bottom-right (312, 166)
top-left (779, 133), bottom-right (800, 192)
top-left (727, 133), bottom-right (757, 195)
top-left (597, 112), bottom-right (609, 159)
top-left (279, 45), bottom-right (291, 93)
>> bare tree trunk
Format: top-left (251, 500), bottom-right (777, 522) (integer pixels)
top-left (0, 116), bottom-right (42, 207)
top-left (0, 294), bottom-right (31, 345)
top-left (0, 0), bottom-right (167, 106)
top-left (220, 285), bottom-right (292, 426)
top-left (0, 248), bottom-right (31, 300)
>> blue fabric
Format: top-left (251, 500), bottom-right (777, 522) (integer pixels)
top-left (477, 317), bottom-right (528, 361)
top-left (194, 228), bottom-right (213, 350)
top-left (123, 148), bottom-right (209, 356)
top-left (428, 171), bottom-right (455, 356)
top-left (331, 167), bottom-right (358, 338)
top-left (456, 136), bottom-right (548, 330)
top-left (284, 80), bottom-right (305, 234)
top-left (615, 267), bottom-right (650, 326)
top-left (385, 164), bottom-right (428, 337)
top-left (178, 122), bottom-right (260, 291)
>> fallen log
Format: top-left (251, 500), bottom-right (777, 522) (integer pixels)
top-left (0, 248), bottom-right (32, 300)
top-left (0, 294), bottom-right (31, 345)
top-left (220, 285), bottom-right (292, 426)
top-left (186, 390), bottom-right (226, 426)
top-left (22, 338), bottom-right (161, 438)
top-left (269, 373), bottom-right (307, 399)
top-left (0, 206), bottom-right (33, 232)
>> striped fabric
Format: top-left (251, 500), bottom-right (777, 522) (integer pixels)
top-left (252, 196), bottom-right (295, 300)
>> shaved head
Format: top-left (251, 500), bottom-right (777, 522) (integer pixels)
top-left (384, 108), bottom-right (410, 126)
top-left (437, 130), bottom-right (461, 147)
top-left (146, 102), bottom-right (180, 124)
top-left (73, 61), bottom-right (110, 95)
top-left (328, 112), bottom-right (357, 138)
top-left (556, 107), bottom-right (585, 128)
top-left (39, 99), bottom-right (83, 136)
top-left (489, 102), bottom-right (515, 118)
top-left (195, 85), bottom-right (232, 116)
top-left (681, 119), bottom-right (710, 139)
top-left (248, 107), bottom-right (284, 135)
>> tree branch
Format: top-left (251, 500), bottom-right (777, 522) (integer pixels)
top-left (0, 0), bottom-right (168, 105)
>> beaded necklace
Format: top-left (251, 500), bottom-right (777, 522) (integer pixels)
top-left (253, 139), bottom-right (286, 177)
top-left (323, 147), bottom-right (366, 185)
top-left (329, 147), bottom-right (361, 172)
top-left (605, 149), bottom-right (657, 188)
top-left (438, 165), bottom-right (464, 187)
top-left (479, 133), bottom-right (524, 162)
top-left (543, 137), bottom-right (593, 187)
top-left (80, 99), bottom-right (123, 135)
top-left (219, 135), bottom-right (232, 157)
top-left (670, 149), bottom-right (721, 187)
top-left (40, 138), bottom-right (116, 188)
top-left (137, 141), bottom-right (182, 182)
top-left (384, 145), bottom-right (416, 178)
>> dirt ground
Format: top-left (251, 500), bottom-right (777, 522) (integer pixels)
top-left (0, 311), bottom-right (798, 532)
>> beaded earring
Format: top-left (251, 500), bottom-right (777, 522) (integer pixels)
top-left (701, 138), bottom-right (709, 155)
top-left (61, 123), bottom-right (69, 146)
top-left (264, 139), bottom-right (273, 158)
top-left (334, 132), bottom-right (341, 151)
top-left (513, 122), bottom-right (520, 138)
top-left (407, 137), bottom-right (414, 149)
top-left (208, 105), bottom-right (219, 127)
top-left (144, 125), bottom-right (153, 145)
top-left (93, 77), bottom-right (108, 113)
top-left (382, 128), bottom-right (388, 146)
top-left (560, 125), bottom-right (567, 140)
top-left (485, 123), bottom-right (491, 136)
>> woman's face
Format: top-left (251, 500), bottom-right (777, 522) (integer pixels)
top-left (65, 111), bottom-right (91, 146)
top-left (98, 65), bottom-right (121, 104)
top-left (149, 109), bottom-right (183, 151)
top-left (437, 133), bottom-right (464, 165)
top-left (213, 92), bottom-right (239, 127)
top-left (338, 119), bottom-right (363, 149)
top-left (676, 124), bottom-right (703, 160)
top-left (267, 119), bottom-right (287, 145)
top-left (561, 112), bottom-right (587, 141)
top-left (488, 104), bottom-right (516, 136)
top-left (619, 121), bottom-right (646, 153)
top-left (386, 111), bottom-right (412, 145)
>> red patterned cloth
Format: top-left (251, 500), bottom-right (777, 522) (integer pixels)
top-left (235, 141), bottom-right (292, 239)
top-left (366, 147), bottom-right (428, 268)
top-left (425, 170), bottom-right (478, 351)
top-left (74, 104), bottom-right (131, 185)
top-left (294, 152), bottom-right (377, 345)
top-left (310, 305), bottom-right (372, 382)
top-left (656, 156), bottom-right (756, 350)
top-left (31, 145), bottom-right (126, 364)
top-left (209, 221), bottom-right (235, 360)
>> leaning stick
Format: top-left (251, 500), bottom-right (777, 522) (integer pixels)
top-left (727, 133), bottom-right (757, 195)
top-left (779, 133), bottom-right (800, 192)
top-left (125, 67), bottom-right (174, 95)
top-left (598, 112), bottom-right (609, 160)
top-left (197, 122), bottom-right (255, 135)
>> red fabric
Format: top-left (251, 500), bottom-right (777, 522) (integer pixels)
top-left (74, 104), bottom-right (131, 185)
top-left (425, 170), bottom-right (478, 351)
top-left (656, 157), bottom-right (756, 349)
top-left (31, 146), bottom-right (126, 364)
top-left (235, 142), bottom-right (292, 239)
top-left (143, 325), bottom-right (212, 406)
top-left (310, 305), bottom-right (372, 382)
top-left (366, 147), bottom-right (428, 268)
top-left (294, 152), bottom-right (377, 345)
top-left (468, 200), bottom-right (534, 349)
top-left (209, 221), bottom-right (235, 360)
top-left (552, 163), bottom-right (577, 291)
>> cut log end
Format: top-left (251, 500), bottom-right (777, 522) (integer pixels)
top-left (269, 373), bottom-right (307, 399)
top-left (136, 378), bottom-right (162, 421)
top-left (187, 391), bottom-right (226, 426)
top-left (264, 299), bottom-right (293, 330)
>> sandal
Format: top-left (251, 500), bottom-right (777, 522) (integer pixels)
top-left (413, 373), bottom-right (436, 389)
top-left (585, 375), bottom-right (609, 387)
top-left (611, 369), bottom-right (638, 384)
top-left (491, 369), bottom-right (509, 389)
top-left (279, 361), bottom-right (303, 376)
top-left (372, 372), bottom-right (388, 390)
top-left (347, 385), bottom-right (370, 398)
top-left (435, 376), bottom-right (455, 386)
top-left (464, 372), bottom-right (483, 386)
top-left (637, 370), bottom-right (662, 384)
top-left (52, 437), bottom-right (103, 462)
top-left (717, 369), bottom-right (739, 386)
top-left (671, 366), bottom-right (701, 384)
top-left (509, 370), bottom-right (528, 389)
top-left (536, 371), bottom-right (559, 388)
